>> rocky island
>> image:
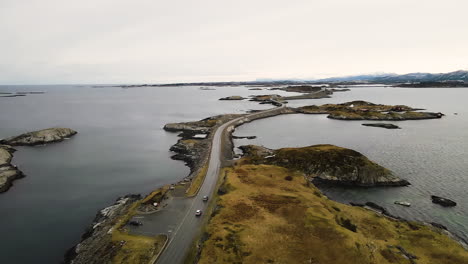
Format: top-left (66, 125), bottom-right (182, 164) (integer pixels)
top-left (0, 127), bottom-right (77, 146)
top-left (0, 127), bottom-right (77, 193)
top-left (239, 144), bottom-right (410, 186)
top-left (297, 100), bottom-right (444, 120)
top-left (362, 123), bottom-right (401, 129)
top-left (219, 96), bottom-right (246, 100)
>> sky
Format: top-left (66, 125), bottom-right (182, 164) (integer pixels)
top-left (1, 0), bottom-right (467, 84)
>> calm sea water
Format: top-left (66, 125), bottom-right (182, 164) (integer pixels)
top-left (0, 85), bottom-right (466, 263)
top-left (234, 87), bottom-right (468, 243)
top-left (0, 85), bottom-right (296, 264)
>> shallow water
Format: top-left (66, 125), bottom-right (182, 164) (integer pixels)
top-left (234, 87), bottom-right (468, 242)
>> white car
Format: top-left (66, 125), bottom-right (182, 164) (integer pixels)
top-left (202, 195), bottom-right (209, 202)
top-left (195, 209), bottom-right (202, 216)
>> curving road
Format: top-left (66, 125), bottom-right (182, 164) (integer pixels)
top-left (156, 106), bottom-right (284, 264)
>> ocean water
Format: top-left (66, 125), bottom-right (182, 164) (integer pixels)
top-left (0, 85), bottom-right (466, 263)
top-left (234, 87), bottom-right (468, 243)
top-left (0, 85), bottom-right (293, 264)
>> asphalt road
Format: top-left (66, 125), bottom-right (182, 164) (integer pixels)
top-left (156, 106), bottom-right (284, 264)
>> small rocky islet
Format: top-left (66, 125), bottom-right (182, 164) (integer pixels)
top-left (297, 100), bottom-right (444, 120)
top-left (0, 127), bottom-right (77, 146)
top-left (362, 123), bottom-right (401, 129)
top-left (219, 96), bottom-right (246, 100)
top-left (0, 127), bottom-right (77, 193)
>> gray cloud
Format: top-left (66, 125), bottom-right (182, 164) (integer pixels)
top-left (1, 0), bottom-right (467, 84)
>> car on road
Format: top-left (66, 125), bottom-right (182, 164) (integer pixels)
top-left (195, 209), bottom-right (202, 216)
top-left (202, 195), bottom-right (209, 202)
top-left (129, 220), bottom-right (143, 226)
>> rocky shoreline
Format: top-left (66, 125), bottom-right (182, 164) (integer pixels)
top-left (0, 145), bottom-right (24, 193)
top-left (64, 194), bottom-right (142, 264)
top-left (164, 114), bottom-right (244, 175)
top-left (0, 127), bottom-right (77, 193)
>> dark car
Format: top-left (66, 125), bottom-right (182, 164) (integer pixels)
top-left (129, 220), bottom-right (143, 226)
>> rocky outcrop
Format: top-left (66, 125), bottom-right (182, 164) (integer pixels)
top-left (165, 114), bottom-right (244, 174)
top-left (163, 114), bottom-right (242, 133)
top-left (64, 195), bottom-right (141, 264)
top-left (329, 111), bottom-right (443, 121)
top-left (232, 135), bottom-right (256, 139)
top-left (431, 195), bottom-right (457, 207)
top-left (0, 145), bottom-right (24, 193)
top-left (297, 101), bottom-right (443, 121)
top-left (362, 123), bottom-right (401, 129)
top-left (240, 144), bottom-right (410, 187)
top-left (219, 96), bottom-right (245, 100)
top-left (238, 145), bottom-right (274, 157)
top-left (169, 139), bottom-right (209, 173)
top-left (0, 128), bottom-right (77, 146)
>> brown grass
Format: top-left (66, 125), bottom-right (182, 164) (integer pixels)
top-left (198, 163), bottom-right (468, 264)
top-left (186, 163), bottom-right (208, 197)
top-left (111, 233), bottom-right (166, 264)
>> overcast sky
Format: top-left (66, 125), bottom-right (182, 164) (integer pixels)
top-left (1, 0), bottom-right (467, 84)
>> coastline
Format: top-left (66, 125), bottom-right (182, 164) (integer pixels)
top-left (66, 99), bottom-right (465, 263)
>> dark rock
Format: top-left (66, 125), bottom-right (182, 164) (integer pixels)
top-left (217, 186), bottom-right (228, 195)
top-left (365, 202), bottom-right (387, 214)
top-left (431, 195), bottom-right (457, 207)
top-left (219, 96), bottom-right (246, 100)
top-left (232, 135), bottom-right (256, 140)
top-left (430, 222), bottom-right (448, 230)
top-left (362, 123), bottom-right (401, 129)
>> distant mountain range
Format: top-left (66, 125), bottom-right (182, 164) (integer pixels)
top-left (116, 70), bottom-right (468, 87)
top-left (313, 70), bottom-right (468, 84)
